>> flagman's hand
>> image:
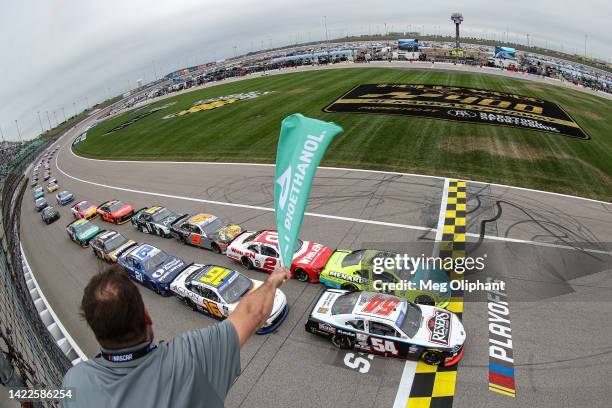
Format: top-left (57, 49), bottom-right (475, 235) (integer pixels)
top-left (229, 264), bottom-right (291, 347)
top-left (267, 265), bottom-right (291, 288)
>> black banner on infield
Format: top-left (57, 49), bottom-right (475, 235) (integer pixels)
top-left (323, 83), bottom-right (589, 139)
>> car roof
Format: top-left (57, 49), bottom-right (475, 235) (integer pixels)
top-left (351, 292), bottom-right (406, 324)
top-left (96, 230), bottom-right (118, 241)
top-left (250, 230), bottom-right (278, 247)
top-left (188, 213), bottom-right (217, 227)
top-left (72, 218), bottom-right (89, 226)
top-left (192, 265), bottom-right (239, 290)
top-left (130, 244), bottom-right (163, 261)
top-left (144, 206), bottom-right (164, 215)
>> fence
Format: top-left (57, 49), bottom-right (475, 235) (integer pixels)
top-left (0, 139), bottom-right (74, 407)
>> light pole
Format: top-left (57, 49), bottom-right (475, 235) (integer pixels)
top-left (526, 33), bottom-right (530, 47)
top-left (584, 34), bottom-right (587, 59)
top-left (46, 111), bottom-right (52, 129)
top-left (53, 111), bottom-right (59, 126)
top-left (0, 125), bottom-right (5, 142)
top-left (323, 16), bottom-right (329, 44)
top-left (15, 120), bottom-right (22, 142)
top-left (62, 107), bottom-right (67, 123)
top-left (37, 111), bottom-right (44, 132)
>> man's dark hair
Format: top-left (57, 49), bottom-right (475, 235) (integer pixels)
top-left (80, 265), bottom-right (146, 346)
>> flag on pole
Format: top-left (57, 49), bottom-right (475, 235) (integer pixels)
top-left (274, 113), bottom-right (343, 267)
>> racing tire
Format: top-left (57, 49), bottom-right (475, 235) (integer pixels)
top-left (211, 243), bottom-right (221, 254)
top-left (331, 334), bottom-right (354, 350)
top-left (241, 257), bottom-right (254, 270)
top-left (414, 295), bottom-right (435, 306)
top-left (421, 350), bottom-right (444, 366)
top-left (294, 268), bottom-right (309, 283)
top-left (183, 297), bottom-right (197, 311)
top-left (341, 283), bottom-right (359, 292)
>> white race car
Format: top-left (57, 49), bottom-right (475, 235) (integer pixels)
top-left (170, 264), bottom-right (288, 334)
top-left (305, 290), bottom-right (466, 366)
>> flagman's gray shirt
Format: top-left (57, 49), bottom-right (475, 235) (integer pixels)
top-left (62, 320), bottom-right (241, 408)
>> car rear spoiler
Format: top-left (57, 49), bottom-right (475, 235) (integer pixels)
top-left (226, 227), bottom-right (247, 245)
top-left (133, 207), bottom-right (148, 217)
top-left (169, 214), bottom-right (189, 231)
top-left (116, 241), bottom-right (139, 259)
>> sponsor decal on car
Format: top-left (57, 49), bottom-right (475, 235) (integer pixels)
top-left (329, 270), bottom-right (367, 284)
top-left (318, 323), bottom-right (336, 333)
top-left (324, 83), bottom-right (589, 139)
top-left (426, 309), bottom-right (452, 345)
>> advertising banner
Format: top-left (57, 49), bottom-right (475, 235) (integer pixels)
top-left (398, 39), bottom-right (419, 51)
top-left (324, 83), bottom-right (589, 139)
top-left (495, 46), bottom-right (516, 59)
top-left (274, 114), bottom-right (343, 266)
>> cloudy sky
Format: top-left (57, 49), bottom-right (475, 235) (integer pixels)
top-left (1, 0), bottom-right (610, 141)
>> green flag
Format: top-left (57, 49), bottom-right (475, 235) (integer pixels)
top-left (274, 114), bottom-right (343, 267)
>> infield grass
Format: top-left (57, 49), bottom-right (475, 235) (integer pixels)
top-left (75, 68), bottom-right (612, 200)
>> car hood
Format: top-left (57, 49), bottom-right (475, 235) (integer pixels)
top-left (111, 206), bottom-right (132, 217)
top-left (152, 257), bottom-right (188, 284)
top-left (293, 242), bottom-right (333, 269)
top-left (213, 224), bottom-right (243, 242)
top-left (250, 280), bottom-right (287, 318)
top-left (322, 250), bottom-right (351, 274)
top-left (411, 304), bottom-right (466, 349)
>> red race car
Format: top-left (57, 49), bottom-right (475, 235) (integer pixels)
top-left (96, 200), bottom-right (134, 225)
top-left (226, 230), bottom-right (332, 283)
top-left (70, 200), bottom-right (98, 220)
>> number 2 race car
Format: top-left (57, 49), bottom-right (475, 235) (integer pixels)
top-left (118, 243), bottom-right (191, 296)
top-left (306, 290), bottom-right (465, 366)
top-left (320, 249), bottom-right (451, 307)
top-left (170, 264), bottom-right (288, 334)
top-left (96, 200), bottom-right (134, 224)
top-left (131, 206), bottom-right (185, 238)
top-left (226, 230), bottom-right (333, 282)
top-left (170, 213), bottom-right (243, 253)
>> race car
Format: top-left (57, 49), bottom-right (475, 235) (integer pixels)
top-left (66, 218), bottom-right (101, 247)
top-left (34, 198), bottom-right (48, 212)
top-left (33, 187), bottom-right (44, 200)
top-left (131, 206), bottom-right (185, 238)
top-left (170, 264), bottom-right (288, 334)
top-left (226, 230), bottom-right (332, 283)
top-left (48, 177), bottom-right (57, 185)
top-left (30, 179), bottom-right (38, 187)
top-left (41, 206), bottom-right (60, 224)
top-left (96, 200), bottom-right (134, 224)
top-left (71, 200), bottom-right (98, 220)
top-left (319, 249), bottom-right (451, 308)
top-left (91, 230), bottom-right (137, 263)
top-left (305, 290), bottom-right (466, 366)
top-left (43, 173), bottom-right (51, 181)
top-left (56, 190), bottom-right (75, 206)
top-left (46, 182), bottom-right (59, 193)
top-left (170, 213), bottom-right (243, 253)
top-left (118, 243), bottom-right (191, 296)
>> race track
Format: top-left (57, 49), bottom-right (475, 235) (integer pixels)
top-left (19, 85), bottom-right (612, 407)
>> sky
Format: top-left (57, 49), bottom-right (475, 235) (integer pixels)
top-left (1, 0), bottom-right (610, 141)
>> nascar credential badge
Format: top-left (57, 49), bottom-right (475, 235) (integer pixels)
top-left (324, 83), bottom-right (589, 139)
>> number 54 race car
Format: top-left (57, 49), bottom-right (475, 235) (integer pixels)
top-left (170, 264), bottom-right (288, 334)
top-left (305, 290), bottom-right (466, 366)
top-left (226, 230), bottom-right (332, 283)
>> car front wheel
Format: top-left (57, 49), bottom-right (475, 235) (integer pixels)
top-left (421, 350), bottom-right (444, 365)
top-left (294, 268), bottom-right (309, 283)
top-left (331, 334), bottom-right (354, 350)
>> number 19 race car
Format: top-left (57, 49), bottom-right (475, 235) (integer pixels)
top-left (170, 264), bottom-right (288, 334)
top-left (131, 206), bottom-right (185, 238)
top-left (226, 230), bottom-right (333, 283)
top-left (170, 213), bottom-right (243, 253)
top-left (91, 230), bottom-right (137, 263)
top-left (305, 290), bottom-right (466, 366)
top-left (118, 243), bottom-right (191, 296)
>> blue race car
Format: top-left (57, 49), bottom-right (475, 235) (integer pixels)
top-left (118, 243), bottom-right (191, 296)
top-left (56, 190), bottom-right (75, 206)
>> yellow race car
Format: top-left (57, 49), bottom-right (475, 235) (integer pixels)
top-left (46, 182), bottom-right (59, 193)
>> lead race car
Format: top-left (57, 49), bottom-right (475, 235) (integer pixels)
top-left (226, 230), bottom-right (332, 283)
top-left (170, 264), bottom-right (288, 334)
top-left (131, 206), bottom-right (185, 238)
top-left (118, 243), bottom-right (191, 296)
top-left (170, 213), bottom-right (243, 253)
top-left (306, 290), bottom-right (466, 366)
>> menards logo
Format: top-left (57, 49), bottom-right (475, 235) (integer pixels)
top-left (162, 91), bottom-right (272, 119)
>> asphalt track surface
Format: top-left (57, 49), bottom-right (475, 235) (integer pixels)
top-left (19, 67), bottom-right (612, 408)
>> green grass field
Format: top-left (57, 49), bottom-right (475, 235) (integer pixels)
top-left (75, 68), bottom-right (612, 200)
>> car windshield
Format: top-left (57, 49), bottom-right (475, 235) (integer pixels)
top-left (201, 218), bottom-right (225, 235)
top-left (331, 292), bottom-right (360, 315)
top-left (108, 202), bottom-right (124, 212)
top-left (219, 273), bottom-right (253, 303)
top-left (104, 234), bottom-right (127, 252)
top-left (342, 250), bottom-right (365, 267)
top-left (398, 302), bottom-right (422, 338)
top-left (78, 202), bottom-right (91, 210)
top-left (152, 208), bottom-right (172, 222)
top-left (143, 250), bottom-right (168, 270)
